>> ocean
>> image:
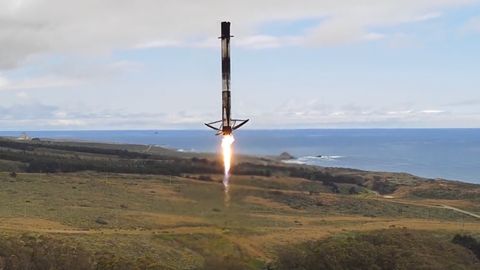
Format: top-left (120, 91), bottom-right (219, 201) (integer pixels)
top-left (0, 129), bottom-right (478, 184)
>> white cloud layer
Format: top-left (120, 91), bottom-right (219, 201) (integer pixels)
top-left (0, 101), bottom-right (477, 130)
top-left (0, 75), bottom-right (79, 91)
top-left (0, 0), bottom-right (476, 68)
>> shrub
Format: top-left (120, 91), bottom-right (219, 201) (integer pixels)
top-left (273, 230), bottom-right (480, 270)
top-left (452, 234), bottom-right (480, 259)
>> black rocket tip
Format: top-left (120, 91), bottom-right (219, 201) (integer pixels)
top-left (221, 21), bottom-right (231, 38)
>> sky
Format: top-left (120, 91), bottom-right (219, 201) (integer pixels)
top-left (0, 0), bottom-right (480, 130)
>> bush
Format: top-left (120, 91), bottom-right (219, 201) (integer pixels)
top-left (0, 234), bottom-right (168, 270)
top-left (200, 255), bottom-right (249, 270)
top-left (452, 234), bottom-right (480, 259)
top-left (272, 230), bottom-right (480, 270)
top-left (197, 175), bottom-right (213, 181)
top-left (0, 234), bottom-right (92, 270)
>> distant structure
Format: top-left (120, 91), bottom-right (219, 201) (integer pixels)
top-left (17, 132), bottom-right (31, 141)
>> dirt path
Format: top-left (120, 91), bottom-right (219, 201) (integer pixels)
top-left (441, 205), bottom-right (480, 219)
top-left (371, 196), bottom-right (480, 219)
top-left (144, 145), bottom-right (153, 153)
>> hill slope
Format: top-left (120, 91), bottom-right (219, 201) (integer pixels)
top-left (0, 137), bottom-right (478, 269)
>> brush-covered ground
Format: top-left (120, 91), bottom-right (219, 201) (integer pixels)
top-left (0, 137), bottom-right (478, 269)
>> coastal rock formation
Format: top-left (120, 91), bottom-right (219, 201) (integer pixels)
top-left (278, 152), bottom-right (295, 160)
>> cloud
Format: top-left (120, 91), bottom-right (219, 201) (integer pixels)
top-left (410, 12), bottom-right (443, 22)
top-left (0, 99), bottom-right (476, 129)
top-left (236, 35), bottom-right (303, 49)
top-left (461, 16), bottom-right (480, 33)
top-left (0, 101), bottom-right (217, 129)
top-left (16, 91), bottom-right (29, 99)
top-left (420, 109), bottom-right (445, 114)
top-left (363, 33), bottom-right (386, 41)
top-left (0, 103), bottom-right (59, 120)
top-left (134, 40), bottom-right (182, 49)
top-left (48, 119), bottom-right (86, 127)
top-left (443, 99), bottom-right (480, 107)
top-left (247, 98), bottom-right (478, 128)
top-left (0, 75), bottom-right (80, 91)
top-left (0, 58), bottom-right (143, 93)
top-left (387, 33), bottom-right (420, 48)
top-left (0, 76), bottom-right (9, 88)
top-left (0, 0), bottom-right (476, 68)
top-left (133, 35), bottom-right (304, 49)
top-left (387, 110), bottom-right (414, 115)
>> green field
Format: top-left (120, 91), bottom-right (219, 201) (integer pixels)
top-left (0, 138), bottom-right (478, 269)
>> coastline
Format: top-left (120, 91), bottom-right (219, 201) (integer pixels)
top-left (0, 129), bottom-right (478, 184)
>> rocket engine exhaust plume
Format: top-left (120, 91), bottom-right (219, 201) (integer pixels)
top-left (221, 134), bottom-right (235, 188)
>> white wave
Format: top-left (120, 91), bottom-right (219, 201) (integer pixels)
top-left (282, 159), bottom-right (307, 165)
top-left (282, 155), bottom-right (344, 164)
top-left (176, 148), bottom-right (196, 153)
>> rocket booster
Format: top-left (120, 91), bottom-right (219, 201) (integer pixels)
top-left (205, 22), bottom-right (249, 135)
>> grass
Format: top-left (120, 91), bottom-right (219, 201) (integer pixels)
top-left (0, 170), bottom-right (479, 269)
top-left (272, 229), bottom-right (480, 270)
top-left (0, 138), bottom-right (478, 268)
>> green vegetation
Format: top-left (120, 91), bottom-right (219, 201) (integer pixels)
top-left (272, 229), bottom-right (480, 270)
top-left (0, 233), bottom-right (92, 270)
top-left (0, 138), bottom-right (421, 196)
top-left (411, 184), bottom-right (480, 201)
top-left (452, 234), bottom-right (480, 259)
top-left (0, 137), bottom-right (477, 269)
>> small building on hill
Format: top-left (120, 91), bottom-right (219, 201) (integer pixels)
top-left (17, 132), bottom-right (31, 141)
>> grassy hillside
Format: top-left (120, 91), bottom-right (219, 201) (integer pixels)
top-left (273, 229), bottom-right (480, 270)
top-left (0, 137), bottom-right (478, 269)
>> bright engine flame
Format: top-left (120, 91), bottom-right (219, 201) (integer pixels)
top-left (221, 134), bottom-right (235, 188)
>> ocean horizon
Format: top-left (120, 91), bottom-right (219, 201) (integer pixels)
top-left (0, 128), bottom-right (478, 184)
